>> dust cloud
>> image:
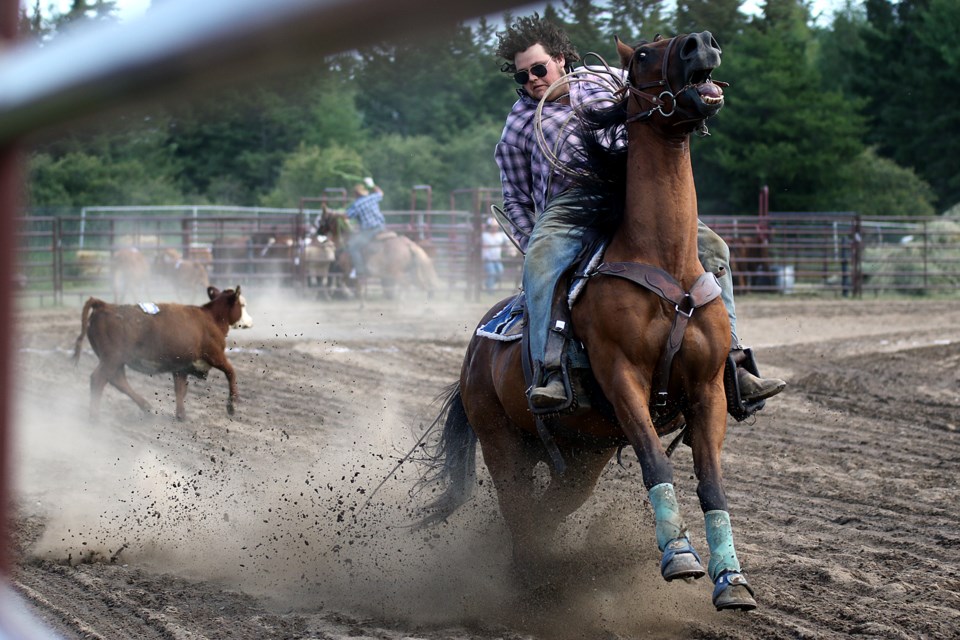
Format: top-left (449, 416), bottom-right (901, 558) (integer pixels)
top-left (13, 289), bottom-right (721, 638)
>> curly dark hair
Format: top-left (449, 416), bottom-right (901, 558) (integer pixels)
top-left (495, 13), bottom-right (580, 73)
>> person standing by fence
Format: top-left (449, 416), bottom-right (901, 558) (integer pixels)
top-left (481, 217), bottom-right (506, 292)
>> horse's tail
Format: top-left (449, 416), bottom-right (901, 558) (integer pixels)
top-left (412, 382), bottom-right (478, 528)
top-left (73, 297), bottom-right (103, 366)
top-left (407, 241), bottom-right (442, 294)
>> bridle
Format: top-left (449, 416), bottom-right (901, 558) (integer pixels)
top-left (621, 35), bottom-right (681, 123)
top-left (620, 35), bottom-right (726, 125)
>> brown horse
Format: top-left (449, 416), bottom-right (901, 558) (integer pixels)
top-left (417, 33), bottom-right (757, 612)
top-left (315, 206), bottom-right (441, 300)
top-left (728, 234), bottom-right (774, 291)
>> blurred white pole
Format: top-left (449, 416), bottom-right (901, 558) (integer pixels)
top-left (0, 0), bottom-right (523, 143)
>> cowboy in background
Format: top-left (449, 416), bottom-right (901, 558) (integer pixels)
top-left (345, 176), bottom-right (385, 279)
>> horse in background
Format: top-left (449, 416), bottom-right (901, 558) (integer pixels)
top-left (416, 33), bottom-right (757, 612)
top-left (246, 226), bottom-right (339, 296)
top-left (728, 234), bottom-right (774, 291)
top-left (315, 205), bottom-right (441, 301)
top-left (154, 248), bottom-right (210, 303)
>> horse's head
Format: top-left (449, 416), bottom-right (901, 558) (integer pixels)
top-left (617, 32), bottom-right (725, 134)
top-left (315, 206), bottom-right (350, 246)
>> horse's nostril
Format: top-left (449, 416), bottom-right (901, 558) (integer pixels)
top-left (681, 37), bottom-right (699, 60)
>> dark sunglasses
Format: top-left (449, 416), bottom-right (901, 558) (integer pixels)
top-left (513, 63), bottom-right (549, 85)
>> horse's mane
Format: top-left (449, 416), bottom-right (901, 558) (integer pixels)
top-left (553, 86), bottom-right (630, 238)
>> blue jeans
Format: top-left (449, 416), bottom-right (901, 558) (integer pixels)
top-left (347, 226), bottom-right (383, 277)
top-left (523, 193), bottom-right (739, 371)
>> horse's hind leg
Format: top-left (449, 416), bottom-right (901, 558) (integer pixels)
top-left (479, 428), bottom-right (551, 567)
top-left (540, 445), bottom-right (614, 531)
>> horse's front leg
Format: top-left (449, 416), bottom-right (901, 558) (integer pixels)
top-left (610, 384), bottom-right (707, 584)
top-left (686, 384), bottom-right (758, 611)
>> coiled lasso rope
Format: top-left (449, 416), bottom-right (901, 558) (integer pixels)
top-left (533, 52), bottom-right (627, 185)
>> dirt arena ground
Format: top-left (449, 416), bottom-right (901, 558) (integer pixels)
top-left (8, 288), bottom-right (960, 639)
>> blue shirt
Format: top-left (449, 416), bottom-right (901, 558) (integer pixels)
top-left (346, 192), bottom-right (385, 231)
top-left (494, 68), bottom-right (625, 251)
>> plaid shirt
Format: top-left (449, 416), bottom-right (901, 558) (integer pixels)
top-left (495, 69), bottom-right (624, 251)
top-left (346, 192), bottom-right (385, 230)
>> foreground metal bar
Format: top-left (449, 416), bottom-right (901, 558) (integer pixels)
top-left (0, 0), bottom-right (19, 581)
top-left (0, 0), bottom-right (521, 143)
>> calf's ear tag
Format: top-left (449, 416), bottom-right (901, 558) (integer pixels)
top-left (138, 302), bottom-right (160, 315)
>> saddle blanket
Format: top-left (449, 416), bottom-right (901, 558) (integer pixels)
top-left (476, 294), bottom-right (524, 341)
top-left (474, 242), bottom-right (606, 343)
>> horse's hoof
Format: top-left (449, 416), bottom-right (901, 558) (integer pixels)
top-left (712, 571), bottom-right (757, 611)
top-left (660, 537), bottom-right (706, 582)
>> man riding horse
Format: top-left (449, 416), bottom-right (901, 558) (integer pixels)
top-left (345, 177), bottom-right (385, 280)
top-left (494, 14), bottom-right (785, 412)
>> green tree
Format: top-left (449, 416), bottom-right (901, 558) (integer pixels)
top-left (848, 0), bottom-right (960, 209)
top-left (558, 0), bottom-right (609, 63)
top-left (163, 79), bottom-right (320, 204)
top-left (814, 0), bottom-right (868, 100)
top-left (27, 151), bottom-right (181, 208)
top-left (18, 0), bottom-right (49, 40)
top-left (354, 23), bottom-right (500, 140)
top-left (835, 147), bottom-right (936, 217)
top-left (675, 0), bottom-right (746, 46)
top-left (696, 0), bottom-right (866, 212)
top-left (54, 0), bottom-right (118, 33)
top-left (260, 143), bottom-right (366, 209)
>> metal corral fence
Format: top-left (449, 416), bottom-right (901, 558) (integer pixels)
top-left (14, 187), bottom-right (515, 306)
top-left (16, 205), bottom-right (960, 306)
top-left (704, 213), bottom-right (960, 297)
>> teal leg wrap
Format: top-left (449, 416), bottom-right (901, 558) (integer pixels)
top-left (705, 509), bottom-right (742, 581)
top-left (648, 483), bottom-right (686, 551)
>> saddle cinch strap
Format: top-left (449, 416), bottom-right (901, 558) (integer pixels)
top-left (590, 262), bottom-right (723, 406)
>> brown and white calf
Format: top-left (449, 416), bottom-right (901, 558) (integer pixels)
top-left (72, 286), bottom-right (253, 421)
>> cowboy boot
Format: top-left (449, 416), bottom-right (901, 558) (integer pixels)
top-left (731, 348), bottom-right (785, 403)
top-left (529, 368), bottom-right (567, 409)
top-left (528, 317), bottom-right (570, 410)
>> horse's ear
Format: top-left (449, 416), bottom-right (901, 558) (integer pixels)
top-left (615, 35), bottom-right (633, 68)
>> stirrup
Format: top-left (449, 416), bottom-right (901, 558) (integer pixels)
top-left (737, 368), bottom-right (786, 403)
top-left (528, 373), bottom-right (567, 409)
